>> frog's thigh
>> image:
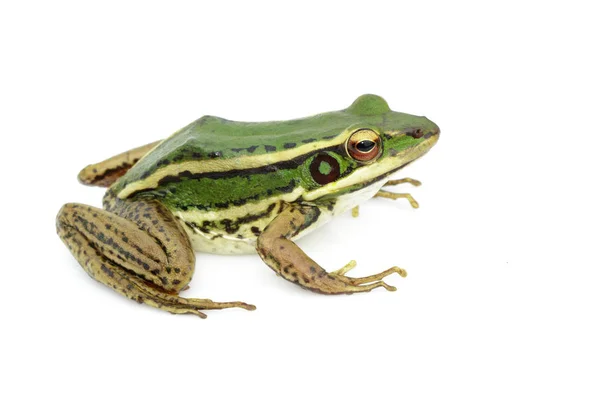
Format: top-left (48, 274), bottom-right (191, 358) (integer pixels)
top-left (56, 195), bottom-right (254, 317)
top-left (78, 140), bottom-right (162, 187)
top-left (256, 203), bottom-right (400, 294)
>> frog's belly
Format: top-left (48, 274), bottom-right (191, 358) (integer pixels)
top-left (186, 228), bottom-right (259, 254)
top-left (176, 207), bottom-right (277, 255)
top-left (174, 180), bottom-right (386, 255)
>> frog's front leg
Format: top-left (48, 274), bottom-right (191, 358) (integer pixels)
top-left (56, 191), bottom-right (255, 318)
top-left (385, 178), bottom-right (422, 187)
top-left (376, 177), bottom-right (422, 208)
top-left (257, 203), bottom-right (405, 294)
top-left (352, 178), bottom-right (421, 217)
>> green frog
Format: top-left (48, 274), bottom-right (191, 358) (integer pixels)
top-left (56, 94), bottom-right (440, 318)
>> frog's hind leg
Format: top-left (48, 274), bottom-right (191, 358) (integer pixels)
top-left (56, 192), bottom-right (255, 317)
top-left (78, 140), bottom-right (162, 187)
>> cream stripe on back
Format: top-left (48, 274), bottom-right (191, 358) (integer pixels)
top-left (117, 136), bottom-right (348, 199)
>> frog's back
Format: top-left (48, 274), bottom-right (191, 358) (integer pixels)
top-left (112, 110), bottom-right (370, 195)
top-left (110, 94), bottom-right (410, 199)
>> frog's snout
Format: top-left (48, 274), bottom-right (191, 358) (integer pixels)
top-left (425, 120), bottom-right (440, 139)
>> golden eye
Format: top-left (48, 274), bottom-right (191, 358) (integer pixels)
top-left (346, 129), bottom-right (381, 162)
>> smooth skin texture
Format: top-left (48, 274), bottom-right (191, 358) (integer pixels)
top-left (57, 94), bottom-right (440, 317)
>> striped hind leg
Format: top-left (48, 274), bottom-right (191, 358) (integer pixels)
top-left (77, 140), bottom-right (162, 187)
top-left (56, 193), bottom-right (255, 318)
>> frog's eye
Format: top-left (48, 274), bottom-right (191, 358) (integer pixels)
top-left (346, 129), bottom-right (381, 162)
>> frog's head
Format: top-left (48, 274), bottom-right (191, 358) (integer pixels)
top-left (302, 94), bottom-right (439, 203)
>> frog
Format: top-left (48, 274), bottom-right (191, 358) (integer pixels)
top-left (56, 94), bottom-right (440, 318)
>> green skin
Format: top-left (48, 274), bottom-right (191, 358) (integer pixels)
top-left (57, 94), bottom-right (440, 318)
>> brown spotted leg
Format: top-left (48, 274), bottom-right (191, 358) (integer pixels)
top-left (56, 191), bottom-right (255, 318)
top-left (78, 140), bottom-right (162, 187)
top-left (257, 203), bottom-right (405, 294)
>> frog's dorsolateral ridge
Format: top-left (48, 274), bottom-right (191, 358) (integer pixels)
top-left (57, 94), bottom-right (440, 318)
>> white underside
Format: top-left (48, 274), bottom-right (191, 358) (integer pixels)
top-left (180, 180), bottom-right (387, 255)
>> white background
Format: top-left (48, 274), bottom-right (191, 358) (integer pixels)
top-left (1, 1), bottom-right (599, 399)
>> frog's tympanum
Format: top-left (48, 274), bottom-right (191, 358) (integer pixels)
top-left (57, 95), bottom-right (439, 318)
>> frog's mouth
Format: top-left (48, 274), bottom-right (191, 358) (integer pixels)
top-left (304, 127), bottom-right (439, 201)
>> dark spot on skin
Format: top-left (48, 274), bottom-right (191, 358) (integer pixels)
top-left (310, 266), bottom-right (317, 273)
top-left (208, 151), bottom-right (222, 158)
top-left (283, 143), bottom-right (296, 149)
top-left (264, 145), bottom-right (276, 152)
top-left (251, 226), bottom-right (261, 236)
top-left (174, 268), bottom-right (181, 273)
top-left (247, 145), bottom-right (258, 153)
top-left (302, 138), bottom-right (317, 143)
top-left (100, 264), bottom-right (114, 278)
top-left (283, 267), bottom-right (289, 274)
top-left (173, 280), bottom-right (181, 285)
top-left (161, 277), bottom-right (168, 285)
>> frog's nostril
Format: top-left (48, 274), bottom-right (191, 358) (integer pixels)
top-left (406, 128), bottom-right (424, 139)
top-left (426, 124), bottom-right (440, 138)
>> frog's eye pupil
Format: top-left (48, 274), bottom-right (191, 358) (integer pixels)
top-left (356, 140), bottom-right (375, 153)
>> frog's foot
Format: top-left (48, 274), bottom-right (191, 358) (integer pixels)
top-left (331, 260), bottom-right (407, 291)
top-left (351, 179), bottom-right (421, 217)
top-left (375, 191), bottom-right (419, 208)
top-left (78, 140), bottom-right (161, 187)
top-left (377, 177), bottom-right (421, 208)
top-left (93, 259), bottom-right (254, 318)
top-left (385, 177), bottom-right (421, 187)
top-left (57, 195), bottom-right (255, 318)
top-left (257, 203), bottom-right (407, 295)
